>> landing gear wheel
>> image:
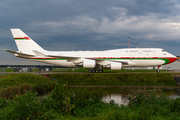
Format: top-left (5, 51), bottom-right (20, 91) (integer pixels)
top-left (88, 69), bottom-right (103, 73)
top-left (156, 69), bottom-right (160, 73)
top-left (99, 69), bottom-right (103, 73)
top-left (88, 69), bottom-right (92, 73)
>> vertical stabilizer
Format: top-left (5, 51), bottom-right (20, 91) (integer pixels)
top-left (11, 29), bottom-right (44, 53)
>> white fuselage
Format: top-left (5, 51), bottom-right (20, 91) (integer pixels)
top-left (7, 29), bottom-right (177, 70)
top-left (25, 48), bottom-right (176, 68)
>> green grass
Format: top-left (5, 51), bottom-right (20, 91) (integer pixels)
top-left (0, 72), bottom-right (178, 119)
top-left (0, 74), bottom-right (56, 99)
top-left (102, 68), bottom-right (167, 73)
top-left (5, 68), bottom-right (12, 72)
top-left (49, 73), bottom-right (177, 86)
top-left (52, 68), bottom-right (75, 72)
top-left (5, 67), bottom-right (169, 73)
top-left (53, 67), bottom-right (169, 72)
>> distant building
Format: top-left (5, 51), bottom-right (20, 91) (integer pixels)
top-left (161, 60), bottom-right (180, 70)
top-left (13, 67), bottom-right (21, 72)
top-left (13, 67), bottom-right (32, 72)
top-left (39, 67), bottom-right (52, 72)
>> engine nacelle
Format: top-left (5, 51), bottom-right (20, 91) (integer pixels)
top-left (110, 62), bottom-right (122, 70)
top-left (83, 59), bottom-right (96, 68)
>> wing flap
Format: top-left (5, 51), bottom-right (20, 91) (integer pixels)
top-left (107, 60), bottom-right (128, 65)
top-left (47, 55), bottom-right (80, 59)
top-left (96, 59), bottom-right (128, 65)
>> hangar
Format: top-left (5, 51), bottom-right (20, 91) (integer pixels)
top-left (161, 60), bottom-right (180, 70)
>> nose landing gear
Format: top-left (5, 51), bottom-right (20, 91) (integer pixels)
top-left (156, 66), bottom-right (161, 73)
top-left (156, 69), bottom-right (160, 73)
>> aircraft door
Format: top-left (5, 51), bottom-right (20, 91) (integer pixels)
top-left (130, 55), bottom-right (133, 60)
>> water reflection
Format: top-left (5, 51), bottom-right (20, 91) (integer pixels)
top-left (162, 88), bottom-right (180, 99)
top-left (41, 87), bottom-right (180, 106)
top-left (102, 88), bottom-right (180, 105)
top-left (102, 94), bottom-right (129, 105)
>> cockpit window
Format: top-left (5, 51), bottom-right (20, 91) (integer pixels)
top-left (162, 50), bottom-right (166, 52)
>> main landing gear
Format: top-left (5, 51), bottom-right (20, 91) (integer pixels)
top-left (88, 69), bottom-right (103, 73)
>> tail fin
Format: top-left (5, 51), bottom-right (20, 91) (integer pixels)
top-left (11, 29), bottom-right (44, 53)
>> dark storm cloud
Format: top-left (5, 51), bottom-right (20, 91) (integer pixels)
top-left (1, 0), bottom-right (177, 25)
top-left (1, 0), bottom-right (180, 64)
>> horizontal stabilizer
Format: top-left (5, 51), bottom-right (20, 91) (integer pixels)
top-left (4, 49), bottom-right (35, 57)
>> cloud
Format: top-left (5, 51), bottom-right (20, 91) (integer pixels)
top-left (1, 0), bottom-right (180, 64)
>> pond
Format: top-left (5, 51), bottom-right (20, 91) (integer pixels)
top-left (102, 88), bottom-right (180, 105)
top-left (40, 87), bottom-right (180, 105)
top-left (66, 87), bottom-right (180, 105)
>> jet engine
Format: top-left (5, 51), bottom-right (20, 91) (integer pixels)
top-left (83, 59), bottom-right (96, 68)
top-left (110, 62), bottom-right (122, 70)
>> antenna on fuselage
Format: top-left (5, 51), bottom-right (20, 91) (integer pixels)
top-left (128, 37), bottom-right (130, 48)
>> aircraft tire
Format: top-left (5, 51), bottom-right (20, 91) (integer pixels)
top-left (156, 69), bottom-right (160, 73)
top-left (89, 69), bottom-right (103, 73)
top-left (89, 69), bottom-right (92, 73)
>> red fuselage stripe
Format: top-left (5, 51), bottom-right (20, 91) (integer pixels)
top-left (14, 37), bottom-right (30, 40)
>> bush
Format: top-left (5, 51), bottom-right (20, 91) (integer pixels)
top-left (0, 82), bottom-right (180, 119)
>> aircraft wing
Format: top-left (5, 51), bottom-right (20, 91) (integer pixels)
top-left (3, 49), bottom-right (35, 57)
top-left (96, 59), bottom-right (128, 65)
top-left (48, 54), bottom-right (129, 65)
top-left (47, 55), bottom-right (80, 59)
top-left (107, 60), bottom-right (128, 65)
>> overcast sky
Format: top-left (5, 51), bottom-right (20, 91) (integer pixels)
top-left (1, 0), bottom-right (180, 65)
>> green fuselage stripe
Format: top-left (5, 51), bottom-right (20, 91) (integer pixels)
top-left (30, 58), bottom-right (169, 65)
top-left (100, 58), bottom-right (169, 65)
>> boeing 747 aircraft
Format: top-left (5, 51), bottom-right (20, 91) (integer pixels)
top-left (4, 29), bottom-right (177, 72)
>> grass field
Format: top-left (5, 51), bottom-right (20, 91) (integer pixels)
top-left (49, 73), bottom-right (177, 86)
top-left (0, 74), bottom-right (56, 99)
top-left (0, 73), bottom-right (179, 119)
top-left (52, 67), bottom-right (168, 72)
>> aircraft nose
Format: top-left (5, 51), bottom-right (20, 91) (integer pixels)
top-left (167, 56), bottom-right (177, 64)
